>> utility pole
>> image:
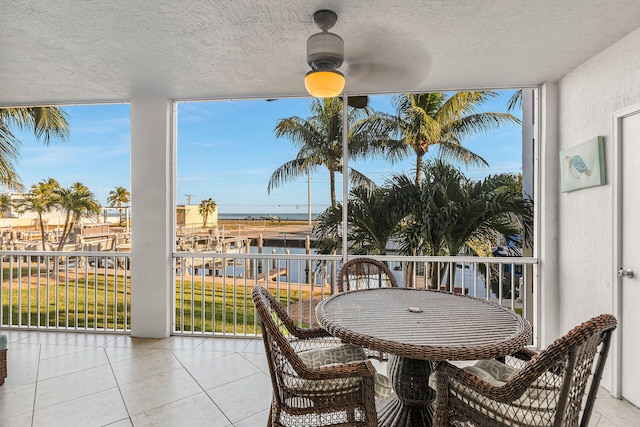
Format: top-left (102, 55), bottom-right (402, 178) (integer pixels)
top-left (184, 194), bottom-right (193, 205)
top-left (307, 166), bottom-right (312, 225)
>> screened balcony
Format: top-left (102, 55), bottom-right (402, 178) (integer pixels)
top-left (3, 0), bottom-right (640, 424)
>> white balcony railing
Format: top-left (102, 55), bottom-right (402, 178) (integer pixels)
top-left (0, 250), bottom-right (538, 344)
top-left (0, 251), bottom-right (131, 331)
top-left (172, 252), bottom-right (539, 345)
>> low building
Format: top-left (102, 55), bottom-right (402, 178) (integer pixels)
top-left (176, 204), bottom-right (218, 229)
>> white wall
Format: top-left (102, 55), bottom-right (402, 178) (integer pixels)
top-left (552, 25), bottom-right (640, 388)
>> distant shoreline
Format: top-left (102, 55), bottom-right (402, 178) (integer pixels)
top-left (218, 212), bottom-right (320, 221)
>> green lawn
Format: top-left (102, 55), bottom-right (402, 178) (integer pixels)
top-left (175, 281), bottom-right (304, 334)
top-left (1, 271), bottom-right (129, 329)
top-left (1, 268), bottom-right (305, 334)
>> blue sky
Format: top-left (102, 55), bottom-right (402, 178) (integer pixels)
top-left (11, 90), bottom-right (521, 214)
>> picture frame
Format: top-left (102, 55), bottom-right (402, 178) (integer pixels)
top-left (560, 136), bottom-right (605, 192)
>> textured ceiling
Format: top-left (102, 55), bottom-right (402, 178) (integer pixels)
top-left (2, 0), bottom-right (640, 106)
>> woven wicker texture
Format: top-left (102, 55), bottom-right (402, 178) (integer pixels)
top-left (316, 288), bottom-right (531, 361)
top-left (316, 288), bottom-right (531, 426)
top-left (0, 334), bottom-right (6, 386)
top-left (432, 314), bottom-right (617, 427)
top-left (0, 348), bottom-right (6, 386)
top-left (337, 258), bottom-right (398, 293)
top-left (252, 285), bottom-right (380, 427)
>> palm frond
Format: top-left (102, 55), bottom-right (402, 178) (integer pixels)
top-left (439, 91), bottom-right (498, 119)
top-left (348, 168), bottom-right (377, 190)
top-left (436, 140), bottom-right (489, 168)
top-left (448, 112), bottom-right (521, 140)
top-left (506, 90), bottom-right (523, 112)
top-left (266, 158), bottom-right (308, 194)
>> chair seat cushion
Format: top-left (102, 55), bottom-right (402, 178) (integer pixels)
top-left (286, 343), bottom-right (394, 398)
top-left (463, 359), bottom-right (518, 385)
top-left (445, 359), bottom-right (561, 426)
top-left (298, 343), bottom-right (367, 367)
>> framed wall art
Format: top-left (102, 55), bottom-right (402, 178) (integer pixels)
top-left (560, 136), bottom-right (605, 192)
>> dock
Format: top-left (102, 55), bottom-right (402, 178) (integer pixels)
top-left (256, 268), bottom-right (288, 281)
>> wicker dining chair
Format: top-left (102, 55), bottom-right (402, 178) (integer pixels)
top-left (432, 314), bottom-right (617, 427)
top-left (0, 334), bottom-right (7, 386)
top-left (252, 285), bottom-right (391, 427)
top-left (337, 258), bottom-right (398, 293)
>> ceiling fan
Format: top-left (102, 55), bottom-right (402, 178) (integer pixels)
top-left (305, 9), bottom-right (430, 101)
top-left (304, 9), bottom-right (369, 108)
top-left (271, 9), bottom-right (428, 107)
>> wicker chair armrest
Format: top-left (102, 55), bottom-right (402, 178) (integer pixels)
top-left (509, 347), bottom-right (538, 362)
top-left (291, 326), bottom-right (334, 340)
top-left (299, 358), bottom-right (377, 381)
top-left (434, 360), bottom-right (531, 403)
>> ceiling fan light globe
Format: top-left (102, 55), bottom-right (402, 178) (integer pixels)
top-left (304, 70), bottom-right (345, 98)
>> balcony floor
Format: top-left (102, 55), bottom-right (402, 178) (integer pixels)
top-left (0, 331), bottom-right (638, 426)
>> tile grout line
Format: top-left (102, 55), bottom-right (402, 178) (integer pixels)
top-left (30, 343), bottom-right (42, 427)
top-left (102, 344), bottom-right (133, 425)
top-left (172, 346), bottom-right (235, 426)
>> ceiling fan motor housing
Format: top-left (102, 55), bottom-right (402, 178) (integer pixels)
top-left (307, 31), bottom-right (344, 70)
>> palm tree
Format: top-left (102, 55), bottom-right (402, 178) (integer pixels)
top-left (392, 160), bottom-right (531, 287)
top-left (268, 97), bottom-right (384, 207)
top-left (394, 160), bottom-right (530, 256)
top-left (390, 171), bottom-right (450, 257)
top-left (107, 186), bottom-right (131, 226)
top-left (16, 178), bottom-right (61, 250)
top-left (0, 107), bottom-right (70, 186)
top-left (54, 182), bottom-right (100, 250)
top-left (313, 185), bottom-right (407, 255)
top-left (368, 92), bottom-right (520, 186)
top-left (198, 198), bottom-right (217, 228)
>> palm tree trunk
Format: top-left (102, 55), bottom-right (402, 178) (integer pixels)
top-left (330, 170), bottom-right (336, 206)
top-left (429, 262), bottom-right (439, 289)
top-left (405, 261), bottom-right (414, 288)
top-left (415, 153), bottom-right (424, 186)
top-left (38, 214), bottom-right (47, 251)
top-left (57, 212), bottom-right (72, 251)
top-left (404, 248), bottom-right (416, 288)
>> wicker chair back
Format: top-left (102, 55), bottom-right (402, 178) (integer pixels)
top-left (433, 314), bottom-right (617, 427)
top-left (337, 258), bottom-right (398, 293)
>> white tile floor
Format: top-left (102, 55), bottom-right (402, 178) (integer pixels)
top-left (0, 330), bottom-right (638, 427)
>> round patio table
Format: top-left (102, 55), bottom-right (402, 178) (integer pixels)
top-left (316, 288), bottom-right (531, 427)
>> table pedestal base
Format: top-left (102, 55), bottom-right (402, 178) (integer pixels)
top-left (377, 355), bottom-right (435, 427)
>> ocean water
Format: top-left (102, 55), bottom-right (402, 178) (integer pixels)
top-left (218, 213), bottom-right (320, 221)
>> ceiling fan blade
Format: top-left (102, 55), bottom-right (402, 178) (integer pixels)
top-left (344, 32), bottom-right (431, 92)
top-left (345, 60), bottom-right (429, 89)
